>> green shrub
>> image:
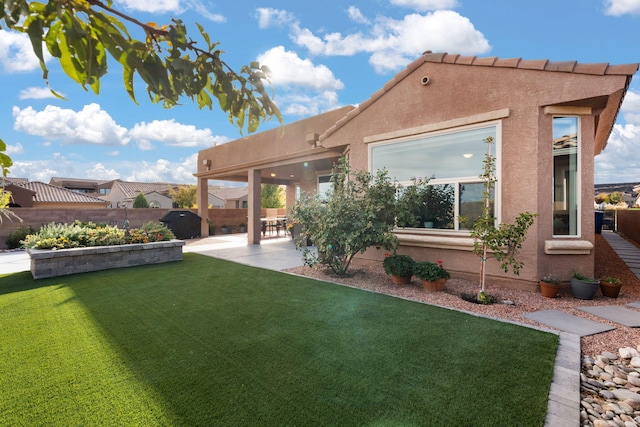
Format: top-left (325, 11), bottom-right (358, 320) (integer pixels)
top-left (5, 225), bottom-right (37, 249)
top-left (21, 221), bottom-right (175, 249)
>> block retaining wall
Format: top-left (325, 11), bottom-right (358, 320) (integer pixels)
top-left (28, 240), bottom-right (185, 279)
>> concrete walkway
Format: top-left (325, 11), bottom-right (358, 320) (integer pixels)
top-left (602, 230), bottom-right (640, 280)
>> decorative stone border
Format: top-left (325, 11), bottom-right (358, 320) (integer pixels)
top-left (28, 240), bottom-right (185, 279)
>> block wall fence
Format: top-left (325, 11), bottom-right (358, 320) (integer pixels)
top-left (0, 207), bottom-right (273, 249)
top-left (616, 210), bottom-right (640, 247)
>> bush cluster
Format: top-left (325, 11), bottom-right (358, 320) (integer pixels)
top-left (21, 220), bottom-right (175, 249)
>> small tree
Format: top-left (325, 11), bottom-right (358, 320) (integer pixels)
top-left (168, 185), bottom-right (197, 208)
top-left (609, 191), bottom-right (625, 205)
top-left (469, 137), bottom-right (537, 302)
top-left (0, 139), bottom-right (21, 224)
top-left (289, 157), bottom-right (398, 276)
top-left (261, 184), bottom-right (285, 208)
top-left (132, 192), bottom-right (149, 208)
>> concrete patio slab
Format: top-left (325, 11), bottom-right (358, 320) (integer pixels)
top-left (626, 302), bottom-right (640, 310)
top-left (577, 306), bottom-right (640, 328)
top-left (522, 310), bottom-right (615, 336)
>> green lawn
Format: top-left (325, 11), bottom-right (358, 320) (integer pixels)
top-left (0, 253), bottom-right (558, 426)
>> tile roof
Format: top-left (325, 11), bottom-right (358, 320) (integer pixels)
top-left (214, 186), bottom-right (248, 200)
top-left (19, 181), bottom-right (109, 204)
top-left (1, 177), bottom-right (29, 185)
top-left (113, 180), bottom-right (181, 200)
top-left (422, 52), bottom-right (639, 76)
top-left (320, 52), bottom-right (639, 142)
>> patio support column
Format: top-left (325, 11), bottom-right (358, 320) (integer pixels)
top-left (248, 169), bottom-right (262, 244)
top-left (285, 184), bottom-right (296, 212)
top-left (197, 176), bottom-right (209, 237)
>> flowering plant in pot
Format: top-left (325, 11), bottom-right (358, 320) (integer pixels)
top-left (570, 272), bottom-right (600, 300)
top-left (539, 274), bottom-right (562, 298)
top-left (383, 254), bottom-right (415, 285)
top-left (600, 276), bottom-right (623, 298)
top-left (414, 260), bottom-right (450, 291)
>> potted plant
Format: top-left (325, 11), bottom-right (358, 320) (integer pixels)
top-left (220, 225), bottom-right (230, 234)
top-left (382, 254), bottom-right (415, 285)
top-left (239, 223), bottom-right (247, 233)
top-left (570, 272), bottom-right (600, 300)
top-left (539, 274), bottom-right (562, 298)
top-left (414, 260), bottom-right (450, 291)
top-left (600, 276), bottom-right (623, 298)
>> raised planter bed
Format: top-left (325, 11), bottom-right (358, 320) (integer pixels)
top-left (28, 240), bottom-right (185, 279)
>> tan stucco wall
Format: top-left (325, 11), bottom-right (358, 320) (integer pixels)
top-left (319, 61), bottom-right (631, 286)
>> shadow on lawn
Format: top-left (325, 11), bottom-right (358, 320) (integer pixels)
top-left (0, 271), bottom-right (59, 296)
top-left (8, 253), bottom-right (557, 425)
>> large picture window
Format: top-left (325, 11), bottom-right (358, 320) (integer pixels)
top-left (370, 123), bottom-right (499, 231)
top-left (552, 116), bottom-right (579, 236)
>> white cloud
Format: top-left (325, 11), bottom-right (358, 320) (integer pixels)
top-left (4, 143), bottom-right (24, 155)
top-left (126, 155), bottom-right (198, 184)
top-left (114, 0), bottom-right (224, 21)
top-left (603, 0), bottom-right (640, 15)
top-left (621, 89), bottom-right (640, 124)
top-left (290, 10), bottom-right (490, 74)
top-left (128, 119), bottom-right (228, 151)
top-left (278, 91), bottom-right (342, 117)
top-left (0, 31), bottom-right (49, 72)
top-left (13, 103), bottom-right (129, 146)
top-left (390, 0), bottom-right (459, 11)
top-left (256, 8), bottom-right (296, 29)
top-left (258, 46), bottom-right (344, 90)
top-left (347, 7), bottom-right (371, 25)
top-left (18, 87), bottom-right (60, 100)
top-left (256, 46), bottom-right (344, 117)
top-left (85, 163), bottom-right (120, 181)
top-left (595, 124), bottom-right (640, 183)
top-left (11, 155), bottom-right (70, 182)
top-left (115, 0), bottom-right (180, 13)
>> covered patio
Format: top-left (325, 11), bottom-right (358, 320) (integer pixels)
top-left (195, 106), bottom-right (354, 244)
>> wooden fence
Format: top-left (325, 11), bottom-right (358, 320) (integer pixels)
top-left (617, 210), bottom-right (640, 247)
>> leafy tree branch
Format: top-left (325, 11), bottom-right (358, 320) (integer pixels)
top-left (1, 0), bottom-right (282, 134)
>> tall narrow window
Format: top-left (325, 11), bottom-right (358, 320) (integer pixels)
top-left (552, 117), bottom-right (579, 236)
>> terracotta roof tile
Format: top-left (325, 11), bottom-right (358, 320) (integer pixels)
top-left (493, 57), bottom-right (522, 68)
top-left (517, 59), bottom-right (549, 70)
top-left (20, 181), bottom-right (108, 204)
top-left (572, 63), bottom-right (608, 75)
top-left (455, 55), bottom-right (476, 65)
top-left (605, 63), bottom-right (640, 75)
top-left (441, 53), bottom-right (460, 63)
top-left (472, 56), bottom-right (498, 66)
top-left (545, 61), bottom-right (577, 73)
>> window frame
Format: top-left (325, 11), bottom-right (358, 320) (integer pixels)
top-left (552, 115), bottom-right (581, 238)
top-left (368, 120), bottom-right (502, 234)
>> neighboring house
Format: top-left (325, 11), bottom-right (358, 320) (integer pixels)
top-left (215, 186), bottom-right (248, 209)
top-left (49, 177), bottom-right (104, 194)
top-left (207, 186), bottom-right (226, 208)
top-left (10, 181), bottom-right (109, 208)
top-left (98, 180), bottom-right (180, 208)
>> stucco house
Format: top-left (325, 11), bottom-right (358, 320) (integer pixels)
top-left (196, 52), bottom-right (638, 289)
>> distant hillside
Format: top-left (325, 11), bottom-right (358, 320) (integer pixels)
top-left (594, 182), bottom-right (640, 196)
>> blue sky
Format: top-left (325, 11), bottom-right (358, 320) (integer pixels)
top-left (1, 0), bottom-right (639, 185)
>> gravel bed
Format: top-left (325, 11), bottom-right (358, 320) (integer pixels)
top-left (286, 234), bottom-right (640, 358)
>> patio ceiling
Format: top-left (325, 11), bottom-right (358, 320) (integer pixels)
top-left (198, 149), bottom-right (344, 185)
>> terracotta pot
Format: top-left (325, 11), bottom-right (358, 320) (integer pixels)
top-left (539, 281), bottom-right (561, 298)
top-left (600, 282), bottom-right (622, 298)
top-left (422, 278), bottom-right (446, 291)
top-left (391, 274), bottom-right (412, 285)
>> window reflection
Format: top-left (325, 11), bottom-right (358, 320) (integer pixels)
top-left (552, 117), bottom-right (578, 236)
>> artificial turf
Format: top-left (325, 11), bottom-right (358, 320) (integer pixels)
top-left (0, 253), bottom-right (558, 426)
